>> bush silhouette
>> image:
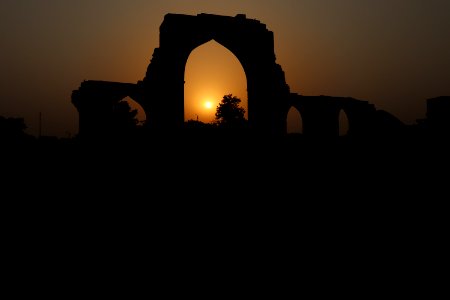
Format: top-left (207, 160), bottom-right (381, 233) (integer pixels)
top-left (0, 116), bottom-right (33, 143)
top-left (214, 94), bottom-right (247, 129)
top-left (112, 100), bottom-right (139, 133)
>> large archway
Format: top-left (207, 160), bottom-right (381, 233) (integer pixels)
top-left (184, 40), bottom-right (247, 124)
top-left (141, 13), bottom-right (290, 134)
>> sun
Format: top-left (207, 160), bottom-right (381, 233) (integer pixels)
top-left (204, 101), bottom-right (213, 109)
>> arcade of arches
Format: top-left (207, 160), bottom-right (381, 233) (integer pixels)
top-left (72, 13), bottom-right (393, 139)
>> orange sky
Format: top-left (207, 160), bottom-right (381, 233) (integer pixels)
top-left (184, 41), bottom-right (247, 123)
top-left (1, 0), bottom-right (449, 137)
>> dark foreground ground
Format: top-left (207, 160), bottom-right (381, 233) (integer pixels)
top-left (3, 131), bottom-right (448, 227)
top-left (1, 132), bottom-right (447, 296)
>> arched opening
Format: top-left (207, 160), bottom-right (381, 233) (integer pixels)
top-left (339, 109), bottom-right (350, 136)
top-left (184, 40), bottom-right (247, 124)
top-left (287, 107), bottom-right (303, 134)
top-left (121, 96), bottom-right (147, 126)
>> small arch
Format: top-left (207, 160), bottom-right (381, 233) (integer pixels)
top-left (184, 40), bottom-right (247, 124)
top-left (339, 109), bottom-right (350, 136)
top-left (287, 106), bottom-right (303, 134)
top-left (121, 96), bottom-right (147, 126)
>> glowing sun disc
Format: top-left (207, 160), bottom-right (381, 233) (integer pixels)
top-left (204, 101), bottom-right (213, 109)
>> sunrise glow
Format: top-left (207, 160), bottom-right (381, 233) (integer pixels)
top-left (184, 41), bottom-right (247, 123)
top-left (1, 1), bottom-right (449, 137)
top-left (204, 101), bottom-right (213, 109)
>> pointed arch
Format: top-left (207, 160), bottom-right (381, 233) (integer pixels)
top-left (339, 109), bottom-right (350, 136)
top-left (184, 40), bottom-right (248, 123)
top-left (287, 106), bottom-right (303, 134)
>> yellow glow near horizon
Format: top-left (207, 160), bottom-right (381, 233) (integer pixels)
top-left (204, 101), bottom-right (213, 109)
top-left (184, 41), bottom-right (247, 123)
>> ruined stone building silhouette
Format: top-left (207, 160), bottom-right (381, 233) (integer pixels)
top-left (72, 13), bottom-right (401, 139)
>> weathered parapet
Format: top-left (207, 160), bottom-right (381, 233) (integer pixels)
top-left (72, 80), bottom-right (141, 138)
top-left (426, 96), bottom-right (450, 135)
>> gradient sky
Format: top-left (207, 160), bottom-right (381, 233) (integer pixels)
top-left (1, 0), bottom-right (449, 137)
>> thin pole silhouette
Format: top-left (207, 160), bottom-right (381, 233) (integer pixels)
top-left (39, 112), bottom-right (42, 138)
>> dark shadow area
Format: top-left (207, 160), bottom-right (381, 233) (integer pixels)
top-left (4, 13), bottom-right (449, 198)
top-left (4, 14), bottom-right (449, 207)
top-left (2, 15), bottom-right (448, 279)
top-left (0, 116), bottom-right (35, 145)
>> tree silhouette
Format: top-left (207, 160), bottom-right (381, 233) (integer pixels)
top-left (0, 116), bottom-right (32, 142)
top-left (214, 94), bottom-right (247, 128)
top-left (112, 100), bottom-right (139, 133)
